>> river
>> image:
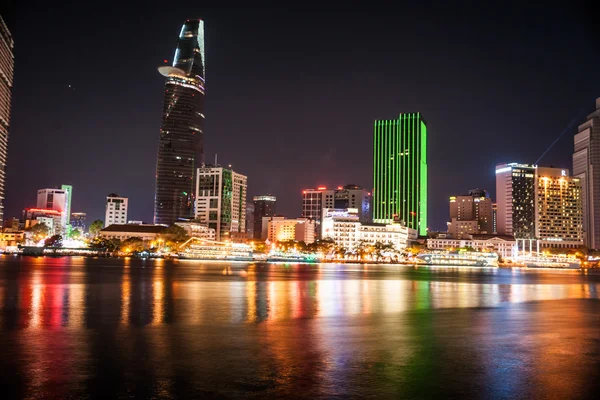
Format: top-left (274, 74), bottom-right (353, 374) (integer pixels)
top-left (1, 256), bottom-right (599, 399)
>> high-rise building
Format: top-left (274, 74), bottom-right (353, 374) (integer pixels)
top-left (61, 184), bottom-right (72, 225)
top-left (535, 167), bottom-right (583, 248)
top-left (37, 188), bottom-right (67, 228)
top-left (495, 163), bottom-right (536, 238)
top-left (253, 195), bottom-right (276, 240)
top-left (447, 189), bottom-right (493, 236)
top-left (373, 113), bottom-right (427, 236)
top-left (301, 185), bottom-right (371, 238)
top-left (245, 201), bottom-right (254, 238)
top-left (573, 97), bottom-right (600, 249)
top-left (195, 165), bottom-right (247, 241)
top-left (0, 16), bottom-right (13, 228)
top-left (154, 20), bottom-right (206, 226)
top-left (492, 203), bottom-right (497, 234)
top-left (71, 212), bottom-right (86, 232)
top-left (105, 194), bottom-right (128, 227)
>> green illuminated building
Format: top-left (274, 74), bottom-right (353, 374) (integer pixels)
top-left (373, 113), bottom-right (427, 235)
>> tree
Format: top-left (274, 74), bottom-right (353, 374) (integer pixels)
top-left (44, 234), bottom-right (63, 248)
top-left (89, 237), bottom-right (120, 251)
top-left (121, 237), bottom-right (146, 253)
top-left (89, 220), bottom-right (104, 237)
top-left (25, 222), bottom-right (50, 242)
top-left (159, 224), bottom-right (190, 250)
top-left (69, 229), bottom-right (82, 240)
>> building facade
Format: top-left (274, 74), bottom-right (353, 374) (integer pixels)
top-left (267, 217), bottom-right (316, 244)
top-left (61, 184), bottom-right (72, 225)
top-left (71, 212), bottom-right (86, 233)
top-left (447, 189), bottom-right (493, 236)
top-left (0, 17), bottom-right (13, 227)
top-left (573, 98), bottom-right (600, 249)
top-left (154, 20), bottom-right (206, 226)
top-left (535, 167), bottom-right (583, 248)
top-left (373, 113), bottom-right (427, 236)
top-left (105, 194), bottom-right (128, 227)
top-left (99, 224), bottom-right (165, 241)
top-left (21, 208), bottom-right (63, 235)
top-left (427, 234), bottom-right (516, 258)
top-left (321, 208), bottom-right (415, 251)
top-left (195, 165), bottom-right (247, 241)
top-left (37, 188), bottom-right (67, 228)
top-left (495, 163), bottom-right (536, 238)
top-left (175, 221), bottom-right (216, 241)
top-left (253, 195), bottom-right (276, 240)
top-left (301, 185), bottom-right (371, 238)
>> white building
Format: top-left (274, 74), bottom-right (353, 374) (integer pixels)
top-left (321, 208), bottom-right (415, 251)
top-left (175, 221), bottom-right (216, 241)
top-left (427, 234), bottom-right (516, 258)
top-left (105, 194), bottom-right (128, 227)
top-left (37, 188), bottom-right (67, 228)
top-left (195, 165), bottom-right (247, 241)
top-left (99, 224), bottom-right (164, 241)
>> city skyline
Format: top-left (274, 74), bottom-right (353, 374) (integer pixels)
top-left (2, 3), bottom-right (600, 229)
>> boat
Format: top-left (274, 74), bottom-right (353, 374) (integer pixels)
top-left (178, 239), bottom-right (253, 261)
top-left (417, 251), bottom-right (499, 267)
top-left (520, 257), bottom-right (581, 269)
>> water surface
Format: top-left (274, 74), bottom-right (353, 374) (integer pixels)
top-left (1, 256), bottom-right (599, 399)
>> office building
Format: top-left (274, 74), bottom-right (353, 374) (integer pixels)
top-left (195, 165), bottom-right (247, 241)
top-left (154, 20), bottom-right (206, 226)
top-left (573, 97), bottom-right (600, 249)
top-left (0, 16), bottom-right (13, 227)
top-left (321, 208), bottom-right (416, 252)
top-left (105, 194), bottom-right (128, 227)
top-left (492, 203), bottom-right (497, 234)
top-left (447, 189), bottom-right (493, 236)
top-left (535, 167), bottom-right (583, 248)
top-left (61, 185), bottom-right (72, 225)
top-left (302, 185), bottom-right (371, 238)
top-left (373, 113), bottom-right (427, 235)
top-left (245, 202), bottom-right (254, 238)
top-left (37, 188), bottom-right (67, 228)
top-left (253, 195), bottom-right (276, 240)
top-left (267, 217), bottom-right (316, 244)
top-left (71, 212), bottom-right (86, 232)
top-left (495, 163), bottom-right (536, 238)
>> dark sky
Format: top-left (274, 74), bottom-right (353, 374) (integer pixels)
top-left (3, 0), bottom-right (600, 229)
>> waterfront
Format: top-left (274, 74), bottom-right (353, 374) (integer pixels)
top-left (1, 257), bottom-right (600, 399)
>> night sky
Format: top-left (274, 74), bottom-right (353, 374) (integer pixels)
top-left (3, 1), bottom-right (600, 230)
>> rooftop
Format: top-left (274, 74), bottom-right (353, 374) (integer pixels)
top-left (101, 224), bottom-right (166, 234)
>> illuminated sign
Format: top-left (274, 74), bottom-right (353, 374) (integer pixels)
top-left (561, 170), bottom-right (566, 176)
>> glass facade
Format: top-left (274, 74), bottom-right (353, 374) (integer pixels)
top-left (373, 113), bottom-right (427, 236)
top-left (253, 196), bottom-right (276, 240)
top-left (0, 17), bottom-right (14, 227)
top-left (154, 20), bottom-right (205, 225)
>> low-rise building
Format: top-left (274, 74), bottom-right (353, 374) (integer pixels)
top-left (427, 234), bottom-right (516, 258)
top-left (0, 231), bottom-right (24, 249)
top-left (99, 224), bottom-right (166, 241)
top-left (267, 217), bottom-right (316, 244)
top-left (175, 221), bottom-right (216, 241)
top-left (321, 208), bottom-right (415, 251)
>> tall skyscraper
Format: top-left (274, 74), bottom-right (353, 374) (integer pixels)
top-left (573, 97), bottom-right (600, 249)
top-left (61, 184), bottom-right (72, 225)
top-left (535, 167), bottom-right (583, 248)
top-left (195, 165), bottom-right (247, 241)
top-left (71, 212), bottom-right (86, 233)
top-left (105, 194), bottom-right (128, 227)
top-left (154, 20), bottom-right (206, 226)
top-left (495, 163), bottom-right (536, 238)
top-left (253, 195), bottom-right (276, 240)
top-left (0, 16), bottom-right (14, 227)
top-left (373, 113), bottom-right (427, 236)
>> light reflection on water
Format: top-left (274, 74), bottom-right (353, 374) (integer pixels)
top-left (1, 257), bottom-right (600, 398)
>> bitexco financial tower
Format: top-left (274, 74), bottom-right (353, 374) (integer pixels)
top-left (154, 20), bottom-right (205, 225)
